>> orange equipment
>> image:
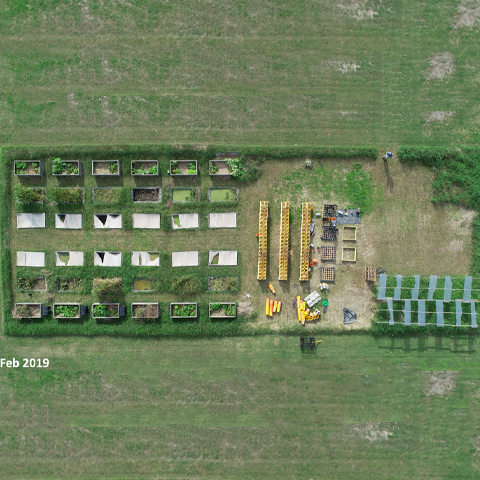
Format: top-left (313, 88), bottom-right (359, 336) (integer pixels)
top-left (277, 301), bottom-right (282, 313)
top-left (265, 298), bottom-right (270, 316)
top-left (273, 300), bottom-right (278, 313)
top-left (269, 299), bottom-right (274, 317)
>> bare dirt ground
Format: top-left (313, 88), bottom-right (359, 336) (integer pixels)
top-left (452, 0), bottom-right (480, 29)
top-left (352, 422), bottom-right (398, 441)
top-left (424, 111), bottom-right (454, 123)
top-left (425, 52), bottom-right (455, 81)
top-left (336, 0), bottom-right (380, 20)
top-left (424, 371), bottom-right (458, 397)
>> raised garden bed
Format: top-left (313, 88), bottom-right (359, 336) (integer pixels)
top-left (171, 188), bottom-right (198, 202)
top-left (170, 303), bottom-right (197, 319)
top-left (14, 186), bottom-right (46, 204)
top-left (14, 160), bottom-right (43, 176)
top-left (209, 302), bottom-right (236, 318)
top-left (53, 303), bottom-right (81, 319)
top-left (208, 276), bottom-right (238, 292)
top-left (131, 187), bottom-right (161, 203)
top-left (93, 187), bottom-right (123, 203)
top-left (52, 158), bottom-right (82, 176)
top-left (209, 160), bottom-right (233, 176)
top-left (132, 278), bottom-right (155, 292)
top-left (170, 160), bottom-right (197, 176)
top-left (92, 160), bottom-right (120, 176)
top-left (17, 277), bottom-right (47, 292)
top-left (92, 303), bottom-right (120, 319)
top-left (209, 187), bottom-right (237, 202)
top-left (343, 226), bottom-right (357, 241)
top-left (131, 161), bottom-right (159, 176)
top-left (53, 187), bottom-right (84, 204)
top-left (132, 303), bottom-right (159, 319)
top-left (56, 277), bottom-right (84, 292)
top-left (15, 303), bottom-right (42, 319)
top-left (342, 247), bottom-right (357, 262)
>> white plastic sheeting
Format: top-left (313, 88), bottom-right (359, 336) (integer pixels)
top-left (17, 251), bottom-right (45, 267)
top-left (94, 251), bottom-right (122, 266)
top-left (172, 251), bottom-right (199, 267)
top-left (132, 214), bottom-right (160, 229)
top-left (94, 214), bottom-right (122, 229)
top-left (171, 213), bottom-right (199, 229)
top-left (131, 251), bottom-right (160, 266)
top-left (55, 214), bottom-right (82, 229)
top-left (17, 213), bottom-right (45, 229)
top-left (209, 212), bottom-right (237, 228)
top-left (209, 250), bottom-right (238, 266)
top-left (56, 251), bottom-right (84, 266)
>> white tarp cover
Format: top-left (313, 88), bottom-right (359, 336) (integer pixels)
top-left (132, 214), bottom-right (160, 229)
top-left (131, 251), bottom-right (160, 266)
top-left (172, 251), bottom-right (199, 267)
top-left (172, 213), bottom-right (199, 229)
top-left (94, 214), bottom-right (122, 229)
top-left (55, 214), bottom-right (82, 229)
top-left (94, 251), bottom-right (122, 266)
top-left (17, 251), bottom-right (45, 267)
top-left (17, 213), bottom-right (45, 229)
top-left (209, 212), bottom-right (237, 228)
top-left (56, 251), bottom-right (84, 266)
top-left (209, 250), bottom-right (238, 266)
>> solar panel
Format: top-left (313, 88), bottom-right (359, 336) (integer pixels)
top-left (403, 299), bottom-right (411, 326)
top-left (427, 275), bottom-right (437, 300)
top-left (377, 274), bottom-right (387, 300)
top-left (394, 275), bottom-right (402, 300)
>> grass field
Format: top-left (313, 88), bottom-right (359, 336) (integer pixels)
top-left (1, 0), bottom-right (480, 147)
top-left (1, 334), bottom-right (480, 479)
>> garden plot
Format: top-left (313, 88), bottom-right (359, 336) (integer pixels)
top-left (53, 303), bottom-right (81, 319)
top-left (94, 214), bottom-right (122, 229)
top-left (17, 277), bottom-right (47, 292)
top-left (209, 160), bottom-right (233, 176)
top-left (56, 251), bottom-right (84, 267)
top-left (132, 303), bottom-right (159, 319)
top-left (52, 159), bottom-right (82, 176)
top-left (132, 187), bottom-right (161, 203)
top-left (14, 160), bottom-right (43, 176)
top-left (209, 187), bottom-right (237, 202)
top-left (208, 276), bottom-right (238, 291)
top-left (92, 160), bottom-right (120, 176)
top-left (55, 214), bottom-right (82, 229)
top-left (56, 278), bottom-right (83, 292)
top-left (172, 251), bottom-right (199, 267)
top-left (16, 213), bottom-right (45, 229)
top-left (170, 160), bottom-right (197, 176)
top-left (209, 212), bottom-right (236, 228)
top-left (171, 213), bottom-right (199, 229)
top-left (171, 188), bottom-right (197, 202)
top-left (94, 251), bottom-right (122, 267)
top-left (131, 160), bottom-right (158, 176)
top-left (132, 214), bottom-right (160, 229)
top-left (209, 302), bottom-right (236, 318)
top-left (131, 251), bottom-right (160, 266)
top-left (170, 303), bottom-right (197, 319)
top-left (16, 251), bottom-right (45, 267)
top-left (53, 187), bottom-right (84, 204)
top-left (132, 278), bottom-right (155, 292)
top-left (209, 251), bottom-right (238, 266)
top-left (92, 303), bottom-right (120, 319)
top-left (15, 303), bottom-right (42, 319)
top-left (93, 187), bottom-right (122, 203)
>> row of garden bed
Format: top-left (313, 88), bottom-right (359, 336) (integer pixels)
top-left (14, 160), bottom-right (237, 177)
top-left (14, 302), bottom-right (236, 319)
top-left (15, 186), bottom-right (238, 204)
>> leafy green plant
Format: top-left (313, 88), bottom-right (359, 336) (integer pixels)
top-left (225, 304), bottom-right (236, 316)
top-left (208, 277), bottom-right (238, 291)
top-left (171, 161), bottom-right (178, 168)
top-left (210, 303), bottom-right (222, 312)
top-left (93, 304), bottom-right (118, 318)
top-left (17, 278), bottom-right (37, 291)
top-left (172, 275), bottom-right (201, 295)
top-left (187, 162), bottom-right (197, 174)
top-left (55, 305), bottom-right (79, 318)
top-left (14, 185), bottom-right (45, 203)
top-left (172, 304), bottom-right (196, 317)
top-left (172, 168), bottom-right (181, 175)
top-left (108, 162), bottom-right (119, 174)
top-left (132, 163), bottom-right (158, 175)
top-left (15, 304), bottom-right (31, 319)
top-left (53, 187), bottom-right (83, 204)
top-left (210, 163), bottom-right (219, 174)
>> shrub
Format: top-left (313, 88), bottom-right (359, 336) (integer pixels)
top-left (172, 275), bottom-right (201, 295)
top-left (53, 187), bottom-right (83, 204)
top-left (92, 278), bottom-right (123, 301)
top-left (225, 155), bottom-right (261, 182)
top-left (14, 185), bottom-right (45, 203)
top-left (210, 163), bottom-right (218, 174)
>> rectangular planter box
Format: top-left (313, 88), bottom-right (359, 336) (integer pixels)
top-left (170, 160), bottom-right (198, 176)
top-left (17, 277), bottom-right (47, 292)
top-left (209, 160), bottom-right (233, 176)
top-left (131, 160), bottom-right (159, 176)
top-left (53, 303), bottom-right (81, 319)
top-left (92, 303), bottom-right (120, 319)
top-left (14, 160), bottom-right (44, 177)
top-left (131, 187), bottom-right (161, 203)
top-left (170, 303), bottom-right (198, 319)
top-left (131, 303), bottom-right (159, 319)
top-left (132, 278), bottom-right (155, 292)
top-left (52, 160), bottom-right (82, 176)
top-left (15, 187), bottom-right (46, 204)
top-left (343, 226), bottom-right (357, 241)
top-left (15, 303), bottom-right (43, 319)
top-left (342, 247), bottom-right (357, 262)
top-left (53, 187), bottom-right (84, 204)
top-left (92, 160), bottom-right (121, 176)
top-left (209, 302), bottom-right (237, 318)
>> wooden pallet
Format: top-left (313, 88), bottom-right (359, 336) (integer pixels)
top-left (257, 201), bottom-right (269, 280)
top-left (321, 246), bottom-right (336, 262)
top-left (279, 202), bottom-right (290, 280)
top-left (300, 203), bottom-right (311, 281)
top-left (321, 266), bottom-right (335, 282)
top-left (323, 204), bottom-right (337, 219)
top-left (321, 225), bottom-right (337, 241)
top-left (364, 266), bottom-right (377, 282)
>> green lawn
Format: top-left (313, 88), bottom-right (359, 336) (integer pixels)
top-left (0, 334), bottom-right (479, 479)
top-left (0, 1), bottom-right (479, 147)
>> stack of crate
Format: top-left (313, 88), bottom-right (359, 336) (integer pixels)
top-left (278, 202), bottom-right (290, 280)
top-left (300, 202), bottom-right (311, 281)
top-left (257, 201), bottom-right (269, 280)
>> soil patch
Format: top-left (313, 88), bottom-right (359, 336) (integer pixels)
top-left (210, 161), bottom-right (232, 175)
top-left (352, 422), bottom-right (398, 441)
top-left (56, 278), bottom-right (84, 292)
top-left (93, 161), bottom-right (118, 175)
top-left (424, 111), bottom-right (454, 123)
top-left (237, 301), bottom-right (254, 317)
top-left (337, 1), bottom-right (379, 20)
top-left (17, 277), bottom-right (46, 291)
top-left (132, 188), bottom-right (160, 202)
top-left (15, 304), bottom-right (41, 318)
top-left (132, 303), bottom-right (158, 318)
top-left (425, 52), bottom-right (455, 81)
top-left (425, 371), bottom-right (458, 397)
top-left (452, 0), bottom-right (480, 29)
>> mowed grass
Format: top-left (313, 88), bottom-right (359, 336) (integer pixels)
top-left (0, 334), bottom-right (479, 479)
top-left (0, 1), bottom-right (479, 146)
